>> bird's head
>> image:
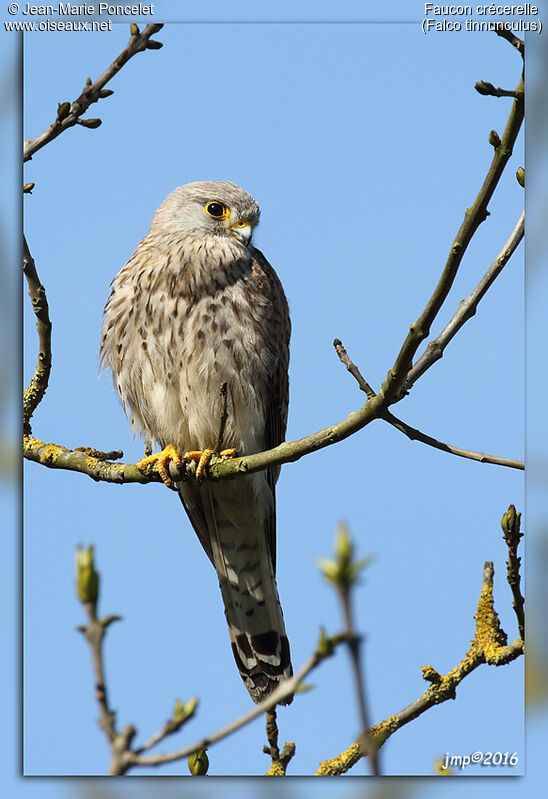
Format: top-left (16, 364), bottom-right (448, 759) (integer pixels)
top-left (153, 180), bottom-right (260, 248)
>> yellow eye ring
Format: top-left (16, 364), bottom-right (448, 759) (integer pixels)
top-left (205, 201), bottom-right (230, 220)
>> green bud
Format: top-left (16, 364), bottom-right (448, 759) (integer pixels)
top-left (317, 557), bottom-right (340, 583)
top-left (146, 39), bottom-right (163, 50)
top-left (501, 504), bottom-right (521, 540)
top-left (488, 129), bottom-right (501, 149)
top-left (317, 627), bottom-right (334, 658)
top-left (318, 525), bottom-right (371, 589)
top-left (475, 80), bottom-right (496, 96)
top-left (85, 77), bottom-right (92, 86)
top-left (23, 182), bottom-right (35, 194)
top-left (188, 749), bottom-right (209, 776)
top-left (75, 545), bottom-right (99, 603)
top-left (130, 22), bottom-right (140, 35)
top-left (80, 118), bottom-right (102, 129)
top-left (516, 167), bottom-right (525, 187)
top-left (99, 89), bottom-right (114, 98)
top-left (173, 696), bottom-right (198, 723)
top-left (335, 523), bottom-right (353, 568)
top-left (57, 102), bottom-right (71, 120)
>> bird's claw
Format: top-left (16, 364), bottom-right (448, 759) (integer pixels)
top-left (184, 448), bottom-right (238, 479)
top-left (137, 444), bottom-right (183, 489)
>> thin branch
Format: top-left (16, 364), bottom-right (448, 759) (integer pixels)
top-left (333, 339), bottom-right (376, 399)
top-left (338, 587), bottom-right (379, 776)
top-left (501, 505), bottom-right (525, 641)
top-left (380, 67), bottom-right (524, 406)
top-left (383, 411), bottom-right (524, 470)
top-left (263, 707), bottom-right (296, 776)
top-left (495, 24), bottom-right (525, 57)
top-left (124, 632), bottom-right (349, 769)
top-left (333, 339), bottom-right (523, 470)
top-left (134, 698), bottom-right (199, 755)
top-left (23, 236), bottom-right (52, 436)
top-left (475, 82), bottom-right (522, 98)
top-left (316, 561), bottom-right (524, 775)
top-left (406, 211), bottom-right (524, 391)
top-left (79, 603), bottom-right (118, 745)
top-left (23, 24), bottom-right (164, 163)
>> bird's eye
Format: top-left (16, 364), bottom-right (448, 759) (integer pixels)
top-left (205, 201), bottom-right (229, 220)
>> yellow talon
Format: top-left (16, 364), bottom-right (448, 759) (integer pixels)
top-left (184, 448), bottom-right (238, 479)
top-left (137, 444), bottom-right (183, 489)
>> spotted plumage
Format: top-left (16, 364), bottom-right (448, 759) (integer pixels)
top-left (100, 181), bottom-right (292, 704)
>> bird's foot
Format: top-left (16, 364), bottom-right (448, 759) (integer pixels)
top-left (184, 448), bottom-right (238, 479)
top-left (137, 444), bottom-right (183, 489)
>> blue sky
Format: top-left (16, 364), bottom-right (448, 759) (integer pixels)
top-left (4, 0), bottom-right (547, 793)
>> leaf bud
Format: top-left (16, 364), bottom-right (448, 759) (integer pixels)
top-left (188, 749), bottom-right (209, 776)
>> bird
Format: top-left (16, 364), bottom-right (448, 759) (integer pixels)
top-left (100, 180), bottom-right (293, 705)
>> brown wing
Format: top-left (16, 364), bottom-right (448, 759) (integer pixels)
top-left (249, 247), bottom-right (291, 571)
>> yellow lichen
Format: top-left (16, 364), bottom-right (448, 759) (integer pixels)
top-left (265, 761), bottom-right (286, 776)
top-left (316, 741), bottom-right (362, 776)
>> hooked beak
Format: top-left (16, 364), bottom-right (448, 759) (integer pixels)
top-left (229, 222), bottom-right (252, 246)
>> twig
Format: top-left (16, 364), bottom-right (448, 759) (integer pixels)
top-left (475, 82), bottom-right (522, 98)
top-left (23, 236), bottom-right (52, 436)
top-left (23, 24), bottom-right (164, 163)
top-left (383, 411), bottom-right (524, 470)
top-left (495, 24), bottom-right (525, 57)
top-left (263, 707), bottom-right (296, 776)
top-left (81, 602), bottom-right (118, 743)
top-left (501, 505), bottom-right (525, 641)
top-left (333, 339), bottom-right (523, 471)
top-left (135, 698), bottom-right (198, 755)
top-left (123, 632), bottom-right (348, 769)
top-left (338, 586), bottom-right (379, 775)
top-left (316, 561), bottom-right (524, 775)
top-left (380, 64), bottom-right (524, 406)
top-left (333, 339), bottom-right (376, 400)
top-left (406, 211), bottom-right (524, 391)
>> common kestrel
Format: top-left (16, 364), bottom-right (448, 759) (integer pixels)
top-left (100, 181), bottom-right (293, 704)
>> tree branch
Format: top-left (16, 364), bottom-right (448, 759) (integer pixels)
top-left (23, 236), bottom-right (52, 436)
top-left (333, 339), bottom-right (524, 471)
top-left (263, 707), bottom-right (296, 776)
top-left (380, 66), bottom-right (524, 406)
top-left (406, 210), bottom-right (524, 391)
top-left (316, 560), bottom-right (524, 775)
top-left (495, 24), bottom-right (525, 57)
top-left (23, 24), bottom-right (164, 163)
top-left (382, 411), bottom-right (523, 470)
top-left (125, 631), bottom-right (349, 770)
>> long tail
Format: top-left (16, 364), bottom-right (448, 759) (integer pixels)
top-left (181, 476), bottom-right (293, 704)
